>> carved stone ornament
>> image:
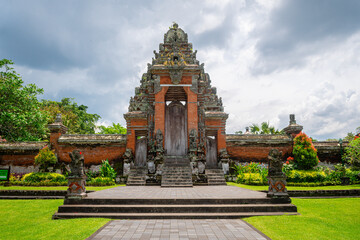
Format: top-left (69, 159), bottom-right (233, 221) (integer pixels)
top-left (267, 149), bottom-right (290, 202)
top-left (268, 149), bottom-right (285, 177)
top-left (169, 68), bottom-right (183, 84)
top-left (123, 148), bottom-right (134, 164)
top-left (69, 149), bottom-right (85, 177)
top-left (66, 149), bottom-right (87, 199)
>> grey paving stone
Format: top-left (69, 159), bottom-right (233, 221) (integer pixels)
top-left (87, 219), bottom-right (270, 240)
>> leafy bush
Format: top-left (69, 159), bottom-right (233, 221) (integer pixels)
top-left (87, 177), bottom-right (115, 186)
top-left (234, 162), bottom-right (268, 185)
top-left (343, 138), bottom-right (360, 170)
top-left (287, 170), bottom-right (327, 183)
top-left (99, 159), bottom-right (116, 179)
top-left (293, 132), bottom-right (319, 170)
top-left (86, 170), bottom-right (100, 181)
top-left (34, 146), bottom-right (57, 172)
top-left (21, 172), bottom-right (66, 183)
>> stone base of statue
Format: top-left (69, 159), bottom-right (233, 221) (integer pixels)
top-left (267, 176), bottom-right (290, 203)
top-left (66, 176), bottom-right (87, 199)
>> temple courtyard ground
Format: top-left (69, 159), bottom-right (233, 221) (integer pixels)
top-left (1, 185), bottom-right (359, 239)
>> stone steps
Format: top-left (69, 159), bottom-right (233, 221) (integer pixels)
top-left (206, 168), bottom-right (227, 185)
top-left (161, 156), bottom-right (193, 187)
top-left (64, 197), bottom-right (275, 205)
top-left (53, 189), bottom-right (298, 219)
top-left (127, 167), bottom-right (147, 186)
top-left (53, 211), bottom-right (298, 219)
top-left (57, 203), bottom-right (297, 213)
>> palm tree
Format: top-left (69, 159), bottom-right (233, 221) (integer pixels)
top-left (260, 122), bottom-right (270, 134)
top-left (250, 123), bottom-right (260, 134)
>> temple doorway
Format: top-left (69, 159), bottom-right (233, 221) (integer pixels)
top-left (206, 135), bottom-right (218, 168)
top-left (165, 100), bottom-right (187, 155)
top-left (135, 136), bottom-right (147, 167)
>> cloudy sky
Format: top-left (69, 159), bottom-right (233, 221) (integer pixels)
top-left (1, 0), bottom-right (360, 140)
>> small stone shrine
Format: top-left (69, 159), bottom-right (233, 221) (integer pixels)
top-left (124, 23), bottom-right (228, 186)
top-left (66, 149), bottom-right (87, 199)
top-left (267, 149), bottom-right (290, 202)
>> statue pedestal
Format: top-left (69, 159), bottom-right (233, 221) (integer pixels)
top-left (66, 176), bottom-right (87, 199)
top-left (267, 176), bottom-right (290, 203)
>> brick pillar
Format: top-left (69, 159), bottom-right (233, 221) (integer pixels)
top-left (48, 114), bottom-right (68, 157)
top-left (154, 86), bottom-right (168, 139)
top-left (184, 87), bottom-right (198, 134)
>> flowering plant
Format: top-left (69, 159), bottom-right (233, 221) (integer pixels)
top-left (34, 146), bottom-right (57, 172)
top-left (292, 132), bottom-right (319, 170)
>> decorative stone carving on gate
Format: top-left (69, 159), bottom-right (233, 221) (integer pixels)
top-left (155, 129), bottom-right (164, 162)
top-left (219, 149), bottom-right (230, 174)
top-left (267, 149), bottom-right (290, 203)
top-left (66, 150), bottom-right (87, 199)
top-left (122, 148), bottom-right (134, 176)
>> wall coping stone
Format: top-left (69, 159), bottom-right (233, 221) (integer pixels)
top-left (226, 134), bottom-right (292, 145)
top-left (58, 134), bottom-right (127, 145)
top-left (0, 142), bottom-right (48, 153)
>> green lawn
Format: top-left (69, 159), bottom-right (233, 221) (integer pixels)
top-left (0, 199), bottom-right (109, 240)
top-left (227, 182), bottom-right (360, 191)
top-left (245, 198), bottom-right (360, 240)
top-left (0, 185), bottom-right (124, 191)
top-left (1, 198), bottom-right (359, 239)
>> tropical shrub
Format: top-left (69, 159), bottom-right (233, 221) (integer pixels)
top-left (99, 159), bottom-right (117, 179)
top-left (87, 177), bottom-right (115, 186)
top-left (343, 137), bottom-right (360, 170)
top-left (86, 170), bottom-right (100, 181)
top-left (287, 170), bottom-right (327, 183)
top-left (21, 172), bottom-right (66, 183)
top-left (293, 132), bottom-right (319, 170)
top-left (233, 162), bottom-right (268, 185)
top-left (34, 146), bottom-right (57, 172)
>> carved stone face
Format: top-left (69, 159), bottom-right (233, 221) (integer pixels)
top-left (169, 69), bottom-right (183, 84)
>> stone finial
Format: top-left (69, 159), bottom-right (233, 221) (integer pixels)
top-left (55, 113), bottom-right (62, 123)
top-left (289, 114), bottom-right (296, 125)
top-left (283, 114), bottom-right (303, 138)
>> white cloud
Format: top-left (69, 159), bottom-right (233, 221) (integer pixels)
top-left (2, 0), bottom-right (360, 140)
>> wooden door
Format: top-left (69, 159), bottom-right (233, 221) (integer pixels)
top-left (165, 101), bottom-right (187, 156)
top-left (206, 136), bottom-right (217, 168)
top-left (135, 137), bottom-right (147, 167)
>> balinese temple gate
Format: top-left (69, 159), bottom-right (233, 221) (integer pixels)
top-left (124, 23), bottom-right (229, 187)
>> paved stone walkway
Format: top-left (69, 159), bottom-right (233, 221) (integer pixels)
top-left (87, 186), bottom-right (266, 199)
top-left (87, 219), bottom-right (270, 240)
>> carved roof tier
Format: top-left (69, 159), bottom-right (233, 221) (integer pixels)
top-left (126, 23), bottom-right (225, 114)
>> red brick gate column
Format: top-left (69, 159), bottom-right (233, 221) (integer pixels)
top-left (154, 86), bottom-right (168, 140)
top-left (183, 87), bottom-right (198, 134)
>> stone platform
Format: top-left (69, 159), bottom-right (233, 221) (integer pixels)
top-left (53, 185), bottom-right (297, 219)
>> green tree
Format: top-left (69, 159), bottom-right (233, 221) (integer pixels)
top-left (343, 137), bottom-right (360, 170)
top-left (0, 59), bottom-right (48, 141)
top-left (97, 123), bottom-right (127, 134)
top-left (344, 132), bottom-right (355, 142)
top-left (41, 98), bottom-right (100, 134)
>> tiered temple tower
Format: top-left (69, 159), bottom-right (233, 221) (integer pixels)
top-left (124, 23), bottom-right (228, 186)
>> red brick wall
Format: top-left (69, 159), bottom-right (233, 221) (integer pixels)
top-left (56, 144), bottom-right (126, 165)
top-left (227, 145), bottom-right (293, 162)
top-left (226, 135), bottom-right (293, 162)
top-left (0, 153), bottom-right (38, 166)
